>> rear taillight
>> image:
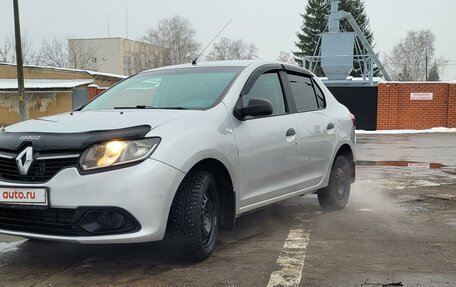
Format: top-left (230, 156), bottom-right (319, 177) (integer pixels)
top-left (349, 112), bottom-right (356, 127)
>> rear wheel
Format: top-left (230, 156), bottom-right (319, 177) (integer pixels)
top-left (167, 171), bottom-right (219, 261)
top-left (318, 156), bottom-right (351, 210)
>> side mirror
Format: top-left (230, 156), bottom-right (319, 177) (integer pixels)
top-left (234, 98), bottom-right (273, 120)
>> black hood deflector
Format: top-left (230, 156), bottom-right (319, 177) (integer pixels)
top-left (0, 125), bottom-right (151, 152)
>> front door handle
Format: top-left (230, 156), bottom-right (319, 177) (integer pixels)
top-left (327, 123), bottom-right (335, 130)
top-left (286, 128), bottom-right (296, 137)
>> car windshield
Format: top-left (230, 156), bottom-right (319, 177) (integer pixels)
top-left (82, 67), bottom-right (243, 111)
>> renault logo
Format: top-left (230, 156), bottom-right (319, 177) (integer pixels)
top-left (16, 147), bottom-right (34, 175)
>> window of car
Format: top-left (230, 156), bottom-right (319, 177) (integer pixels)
top-left (287, 73), bottom-right (320, 112)
top-left (241, 72), bottom-right (286, 116)
top-left (312, 78), bottom-right (327, 109)
top-left (82, 67), bottom-right (243, 111)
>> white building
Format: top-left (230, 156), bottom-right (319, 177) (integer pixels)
top-left (68, 37), bottom-right (164, 76)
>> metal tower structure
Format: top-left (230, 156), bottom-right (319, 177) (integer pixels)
top-left (303, 0), bottom-right (391, 85)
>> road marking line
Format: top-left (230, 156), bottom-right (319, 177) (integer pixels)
top-left (267, 218), bottom-right (312, 287)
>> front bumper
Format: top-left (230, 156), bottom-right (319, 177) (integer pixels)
top-left (0, 158), bottom-right (185, 243)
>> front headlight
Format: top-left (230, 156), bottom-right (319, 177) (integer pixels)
top-left (80, 138), bottom-right (161, 171)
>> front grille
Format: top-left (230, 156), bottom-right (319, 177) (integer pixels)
top-left (0, 207), bottom-right (90, 236)
top-left (0, 157), bottom-right (79, 183)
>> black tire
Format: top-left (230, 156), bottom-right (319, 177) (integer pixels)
top-left (318, 156), bottom-right (351, 210)
top-left (166, 171), bottom-right (219, 261)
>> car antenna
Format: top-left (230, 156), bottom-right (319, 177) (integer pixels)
top-left (192, 19), bottom-right (233, 65)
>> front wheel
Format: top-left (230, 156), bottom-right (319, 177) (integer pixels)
top-left (318, 156), bottom-right (351, 210)
top-left (167, 171), bottom-right (219, 261)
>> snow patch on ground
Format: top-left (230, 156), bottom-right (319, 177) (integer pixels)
top-left (356, 127), bottom-right (456, 135)
top-left (394, 180), bottom-right (446, 190)
top-left (414, 180), bottom-right (442, 187)
top-left (0, 240), bottom-right (27, 254)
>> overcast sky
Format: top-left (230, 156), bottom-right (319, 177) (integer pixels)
top-left (1, 0), bottom-right (455, 79)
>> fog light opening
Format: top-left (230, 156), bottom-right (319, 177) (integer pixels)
top-left (77, 209), bottom-right (137, 235)
top-left (106, 212), bottom-right (127, 229)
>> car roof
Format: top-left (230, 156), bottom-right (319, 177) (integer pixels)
top-left (141, 60), bottom-right (315, 76)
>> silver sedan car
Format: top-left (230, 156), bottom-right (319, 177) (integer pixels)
top-left (0, 60), bottom-right (356, 261)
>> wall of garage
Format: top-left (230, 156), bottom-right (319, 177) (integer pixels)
top-left (0, 92), bottom-right (73, 126)
top-left (377, 82), bottom-right (456, 130)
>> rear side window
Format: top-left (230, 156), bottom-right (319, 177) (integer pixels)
top-left (242, 72), bottom-right (286, 116)
top-left (312, 79), bottom-right (326, 109)
top-left (287, 74), bottom-right (318, 112)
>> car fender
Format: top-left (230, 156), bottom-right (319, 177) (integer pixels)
top-left (320, 137), bottom-right (356, 188)
top-left (146, 104), bottom-right (240, 211)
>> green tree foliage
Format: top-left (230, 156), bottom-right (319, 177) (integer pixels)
top-left (294, 0), bottom-right (374, 77)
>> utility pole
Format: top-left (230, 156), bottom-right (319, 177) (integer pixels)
top-left (13, 0), bottom-right (26, 121)
top-left (425, 49), bottom-right (428, 81)
top-left (107, 15), bottom-right (110, 37)
top-left (125, 1), bottom-right (128, 39)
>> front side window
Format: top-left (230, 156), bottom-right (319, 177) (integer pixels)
top-left (288, 73), bottom-right (319, 112)
top-left (82, 67), bottom-right (242, 110)
top-left (242, 72), bottom-right (286, 116)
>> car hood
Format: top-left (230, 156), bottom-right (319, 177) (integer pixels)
top-left (0, 109), bottom-right (197, 151)
top-left (5, 109), bottom-right (196, 133)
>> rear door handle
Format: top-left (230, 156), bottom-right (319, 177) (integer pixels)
top-left (327, 123), bottom-right (335, 130)
top-left (286, 128), bottom-right (296, 137)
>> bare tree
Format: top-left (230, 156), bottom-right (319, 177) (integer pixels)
top-left (384, 30), bottom-right (446, 81)
top-left (0, 36), bottom-right (14, 63)
top-left (206, 37), bottom-right (258, 61)
top-left (0, 34), bottom-right (39, 65)
top-left (143, 15), bottom-right (200, 65)
top-left (20, 34), bottom-right (39, 65)
top-left (277, 51), bottom-right (296, 64)
top-left (67, 38), bottom-right (99, 70)
top-left (132, 42), bottom-right (166, 72)
top-left (40, 36), bottom-right (68, 67)
top-left (38, 36), bottom-right (99, 70)
top-left (245, 43), bottom-right (258, 60)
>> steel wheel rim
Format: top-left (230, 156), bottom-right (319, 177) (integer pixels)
top-left (201, 189), bottom-right (215, 247)
top-left (335, 167), bottom-right (348, 200)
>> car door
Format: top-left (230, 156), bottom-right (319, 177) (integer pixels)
top-left (285, 72), bottom-right (335, 191)
top-left (232, 69), bottom-right (298, 209)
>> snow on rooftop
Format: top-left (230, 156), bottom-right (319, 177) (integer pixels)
top-left (356, 127), bottom-right (456, 134)
top-left (0, 79), bottom-right (93, 91)
top-left (0, 63), bottom-right (126, 79)
top-left (378, 81), bottom-right (455, 84)
top-left (319, 76), bottom-right (383, 82)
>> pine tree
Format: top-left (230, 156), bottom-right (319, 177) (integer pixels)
top-left (427, 62), bottom-right (440, 81)
top-left (293, 0), bottom-right (329, 75)
top-left (294, 0), bottom-right (375, 77)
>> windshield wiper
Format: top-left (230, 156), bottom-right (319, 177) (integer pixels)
top-left (113, 105), bottom-right (189, 110)
top-left (114, 105), bottom-right (155, 109)
top-left (158, 106), bottom-right (188, 110)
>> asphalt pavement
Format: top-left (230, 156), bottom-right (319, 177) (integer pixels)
top-left (0, 133), bottom-right (455, 287)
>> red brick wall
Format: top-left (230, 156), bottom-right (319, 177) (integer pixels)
top-left (87, 85), bottom-right (107, 101)
top-left (449, 84), bottom-right (456, 128)
top-left (377, 82), bottom-right (456, 130)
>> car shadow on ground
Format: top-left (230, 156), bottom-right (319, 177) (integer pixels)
top-left (1, 196), bottom-right (322, 278)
